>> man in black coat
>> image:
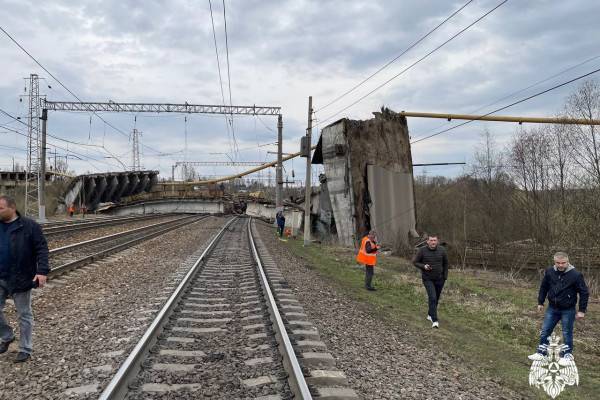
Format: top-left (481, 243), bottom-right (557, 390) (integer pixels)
top-left (0, 195), bottom-right (49, 362)
top-left (529, 252), bottom-right (588, 362)
top-left (412, 234), bottom-right (448, 328)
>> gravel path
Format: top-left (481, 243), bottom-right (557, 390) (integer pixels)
top-left (256, 222), bottom-right (526, 400)
top-left (0, 216), bottom-right (227, 400)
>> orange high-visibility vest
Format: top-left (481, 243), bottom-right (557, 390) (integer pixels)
top-left (356, 236), bottom-right (377, 266)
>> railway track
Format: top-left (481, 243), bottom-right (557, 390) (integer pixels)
top-left (43, 214), bottom-right (178, 237)
top-left (41, 214), bottom-right (132, 229)
top-left (98, 217), bottom-right (311, 399)
top-left (48, 214), bottom-right (206, 277)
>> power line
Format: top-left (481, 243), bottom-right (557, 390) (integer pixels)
top-left (0, 25), bottom-right (167, 157)
top-left (222, 0), bottom-right (238, 158)
top-left (318, 0), bottom-right (509, 125)
top-left (208, 0), bottom-right (235, 158)
top-left (410, 66), bottom-right (600, 145)
top-left (1, 124), bottom-right (122, 172)
top-left (316, 0), bottom-right (474, 113)
top-left (410, 54), bottom-right (600, 140)
top-left (0, 108), bottom-right (125, 170)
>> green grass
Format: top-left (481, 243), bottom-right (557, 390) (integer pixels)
top-left (284, 238), bottom-right (600, 399)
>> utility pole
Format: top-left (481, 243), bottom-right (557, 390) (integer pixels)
top-left (276, 114), bottom-right (283, 211)
top-left (131, 128), bottom-right (142, 171)
top-left (38, 108), bottom-right (47, 222)
top-left (303, 96), bottom-right (313, 246)
top-left (24, 74), bottom-right (41, 218)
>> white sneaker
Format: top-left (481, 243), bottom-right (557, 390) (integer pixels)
top-left (559, 353), bottom-right (574, 364)
top-left (432, 321), bottom-right (439, 328)
top-left (426, 315), bottom-right (433, 322)
top-left (528, 353), bottom-right (545, 361)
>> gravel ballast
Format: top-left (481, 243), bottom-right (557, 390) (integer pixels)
top-left (256, 222), bottom-right (525, 400)
top-left (0, 216), bottom-right (227, 400)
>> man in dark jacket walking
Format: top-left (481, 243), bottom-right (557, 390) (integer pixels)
top-left (529, 252), bottom-right (588, 362)
top-left (412, 234), bottom-right (448, 328)
top-left (0, 195), bottom-right (49, 362)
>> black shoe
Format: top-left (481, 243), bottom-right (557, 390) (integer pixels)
top-left (367, 287), bottom-right (376, 291)
top-left (0, 338), bottom-right (15, 354)
top-left (14, 352), bottom-right (30, 363)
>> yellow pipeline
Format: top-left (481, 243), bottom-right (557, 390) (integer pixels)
top-left (398, 111), bottom-right (600, 125)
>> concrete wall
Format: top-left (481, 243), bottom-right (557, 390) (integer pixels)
top-left (107, 199), bottom-right (225, 215)
top-left (317, 109), bottom-right (417, 249)
top-left (319, 121), bottom-right (356, 247)
top-left (246, 202), bottom-right (303, 234)
top-left (367, 165), bottom-right (418, 249)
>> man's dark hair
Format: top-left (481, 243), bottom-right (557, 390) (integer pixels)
top-left (0, 195), bottom-right (17, 208)
top-left (427, 233), bottom-right (438, 239)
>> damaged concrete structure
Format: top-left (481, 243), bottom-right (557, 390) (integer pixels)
top-left (312, 109), bottom-right (418, 249)
top-left (63, 171), bottom-right (159, 212)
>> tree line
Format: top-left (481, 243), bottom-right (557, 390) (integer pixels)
top-left (414, 80), bottom-right (600, 289)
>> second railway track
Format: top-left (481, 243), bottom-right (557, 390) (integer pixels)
top-left (48, 214), bottom-right (207, 277)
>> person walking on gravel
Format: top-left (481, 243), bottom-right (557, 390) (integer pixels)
top-left (356, 230), bottom-right (380, 291)
top-left (412, 234), bottom-right (448, 328)
top-left (528, 252), bottom-right (588, 362)
top-left (276, 210), bottom-right (286, 238)
top-left (0, 195), bottom-right (49, 363)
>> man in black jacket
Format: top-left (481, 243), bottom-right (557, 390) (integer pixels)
top-left (412, 234), bottom-right (448, 328)
top-left (528, 252), bottom-right (588, 362)
top-left (0, 195), bottom-right (49, 362)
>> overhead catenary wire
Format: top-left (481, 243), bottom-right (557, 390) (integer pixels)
top-left (0, 107), bottom-right (128, 169)
top-left (0, 25), bottom-right (167, 157)
top-left (318, 0), bottom-right (509, 125)
top-left (410, 66), bottom-right (600, 145)
top-left (222, 0), bottom-right (239, 158)
top-left (0, 124), bottom-right (123, 172)
top-left (208, 0), bottom-right (236, 158)
top-left (410, 54), bottom-right (600, 139)
top-left (316, 0), bottom-right (474, 113)
top-left (0, 108), bottom-right (126, 171)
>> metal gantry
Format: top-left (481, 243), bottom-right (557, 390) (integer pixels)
top-left (41, 98), bottom-right (284, 209)
top-left (41, 100), bottom-right (281, 116)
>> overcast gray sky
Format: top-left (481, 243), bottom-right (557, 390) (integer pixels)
top-left (1, 0), bottom-right (599, 183)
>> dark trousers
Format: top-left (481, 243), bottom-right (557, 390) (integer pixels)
top-left (365, 265), bottom-right (374, 288)
top-left (537, 305), bottom-right (576, 355)
top-left (423, 278), bottom-right (445, 322)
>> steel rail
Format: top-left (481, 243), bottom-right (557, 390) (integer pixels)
top-left (44, 214), bottom-right (170, 236)
top-left (49, 215), bottom-right (195, 256)
top-left (98, 217), bottom-right (237, 400)
top-left (248, 218), bottom-right (313, 399)
top-left (41, 215), bottom-right (127, 228)
top-left (49, 215), bottom-right (208, 277)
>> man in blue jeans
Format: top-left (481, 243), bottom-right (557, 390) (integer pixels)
top-left (0, 195), bottom-right (49, 363)
top-left (529, 252), bottom-right (589, 362)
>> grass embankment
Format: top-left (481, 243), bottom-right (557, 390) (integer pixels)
top-left (283, 238), bottom-right (599, 399)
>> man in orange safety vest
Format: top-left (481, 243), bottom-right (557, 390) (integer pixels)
top-left (356, 230), bottom-right (380, 291)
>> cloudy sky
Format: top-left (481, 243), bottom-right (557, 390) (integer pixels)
top-left (1, 0), bottom-right (599, 183)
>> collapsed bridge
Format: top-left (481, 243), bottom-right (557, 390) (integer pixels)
top-left (63, 170), bottom-right (158, 211)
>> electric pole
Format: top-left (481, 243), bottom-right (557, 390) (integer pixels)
top-left (276, 114), bottom-right (283, 211)
top-left (38, 108), bottom-right (47, 222)
top-left (131, 128), bottom-right (142, 171)
top-left (303, 96), bottom-right (313, 245)
top-left (24, 74), bottom-right (41, 218)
